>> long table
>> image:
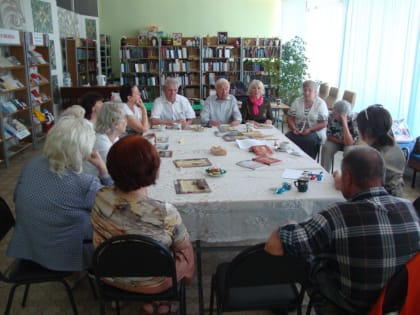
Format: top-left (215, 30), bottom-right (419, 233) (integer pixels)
top-left (147, 124), bottom-right (343, 314)
top-left (148, 125), bottom-right (343, 242)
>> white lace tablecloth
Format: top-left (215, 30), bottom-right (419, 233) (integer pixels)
top-left (148, 125), bottom-right (344, 243)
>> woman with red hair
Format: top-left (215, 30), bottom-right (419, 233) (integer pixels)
top-left (91, 135), bottom-right (195, 314)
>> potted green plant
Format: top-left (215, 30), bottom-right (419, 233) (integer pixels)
top-left (259, 36), bottom-right (309, 105)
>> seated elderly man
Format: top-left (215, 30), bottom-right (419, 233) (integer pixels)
top-left (321, 100), bottom-right (359, 172)
top-left (265, 145), bottom-right (420, 315)
top-left (200, 78), bottom-right (242, 126)
top-left (150, 77), bottom-right (196, 129)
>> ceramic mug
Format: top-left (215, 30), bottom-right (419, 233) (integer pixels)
top-left (294, 176), bottom-right (309, 192)
top-left (279, 141), bottom-right (289, 151)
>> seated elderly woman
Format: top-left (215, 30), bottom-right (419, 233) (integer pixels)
top-left (240, 79), bottom-right (273, 125)
top-left (320, 100), bottom-right (359, 172)
top-left (92, 135), bottom-right (195, 315)
top-left (286, 80), bottom-right (329, 159)
top-left (84, 101), bottom-right (127, 176)
top-left (7, 115), bottom-right (112, 272)
top-left (334, 105), bottom-right (406, 197)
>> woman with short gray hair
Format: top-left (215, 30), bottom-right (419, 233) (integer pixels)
top-left (321, 100), bottom-right (359, 172)
top-left (84, 101), bottom-right (127, 176)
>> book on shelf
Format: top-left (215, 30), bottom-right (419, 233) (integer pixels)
top-left (236, 159), bottom-right (267, 170)
top-left (0, 74), bottom-right (24, 90)
top-left (252, 155), bottom-right (281, 166)
top-left (250, 144), bottom-right (273, 156)
top-left (0, 56), bottom-right (14, 67)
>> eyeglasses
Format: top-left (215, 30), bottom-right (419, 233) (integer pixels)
top-left (364, 104), bottom-right (383, 120)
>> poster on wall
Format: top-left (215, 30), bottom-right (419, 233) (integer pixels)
top-left (217, 32), bottom-right (228, 45)
top-left (172, 33), bottom-right (182, 46)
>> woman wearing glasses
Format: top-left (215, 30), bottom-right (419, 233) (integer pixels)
top-left (334, 105), bottom-right (405, 197)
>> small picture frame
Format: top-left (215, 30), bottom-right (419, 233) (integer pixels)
top-left (138, 34), bottom-right (148, 46)
top-left (217, 32), bottom-right (228, 45)
top-left (172, 33), bottom-right (182, 46)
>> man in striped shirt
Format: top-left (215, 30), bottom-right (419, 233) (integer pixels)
top-left (265, 145), bottom-right (420, 314)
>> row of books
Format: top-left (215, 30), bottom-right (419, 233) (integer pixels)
top-left (0, 74), bottom-right (25, 91)
top-left (1, 99), bottom-right (28, 115)
top-left (120, 47), bottom-right (158, 60)
top-left (202, 61), bottom-right (239, 72)
top-left (120, 62), bottom-right (159, 73)
top-left (164, 60), bottom-right (198, 73)
top-left (243, 61), bottom-right (266, 72)
top-left (243, 47), bottom-right (280, 58)
top-left (202, 47), bottom-right (235, 58)
top-left (0, 55), bottom-right (21, 67)
top-left (76, 49), bottom-right (96, 60)
top-left (161, 74), bottom-right (200, 87)
top-left (161, 47), bottom-right (195, 59)
top-left (120, 75), bottom-right (160, 87)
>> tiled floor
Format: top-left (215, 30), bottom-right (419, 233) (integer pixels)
top-left (1, 142), bottom-right (419, 315)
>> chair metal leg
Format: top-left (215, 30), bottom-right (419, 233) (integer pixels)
top-left (209, 276), bottom-right (215, 315)
top-left (60, 280), bottom-right (79, 315)
top-left (180, 281), bottom-right (187, 315)
top-left (5, 284), bottom-right (19, 315)
top-left (22, 283), bottom-right (30, 306)
top-left (195, 240), bottom-right (204, 315)
top-left (99, 299), bottom-right (106, 315)
top-left (87, 274), bottom-right (98, 299)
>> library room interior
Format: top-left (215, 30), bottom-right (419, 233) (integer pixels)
top-left (0, 0), bottom-right (419, 314)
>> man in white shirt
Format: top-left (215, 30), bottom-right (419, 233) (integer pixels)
top-left (200, 78), bottom-right (242, 126)
top-left (150, 77), bottom-right (196, 129)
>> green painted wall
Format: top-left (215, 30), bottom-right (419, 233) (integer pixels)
top-left (98, 0), bottom-right (282, 77)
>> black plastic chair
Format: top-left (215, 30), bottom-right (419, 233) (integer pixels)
top-left (0, 196), bottom-right (80, 315)
top-left (91, 234), bottom-right (186, 315)
top-left (209, 243), bottom-right (308, 315)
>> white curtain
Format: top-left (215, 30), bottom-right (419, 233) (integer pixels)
top-left (280, 0), bottom-right (420, 137)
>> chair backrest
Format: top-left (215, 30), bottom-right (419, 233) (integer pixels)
top-left (325, 87), bottom-right (339, 110)
top-left (0, 196), bottom-right (15, 241)
top-left (318, 83), bottom-right (330, 100)
top-left (342, 90), bottom-right (356, 109)
top-left (367, 252), bottom-right (420, 315)
top-left (92, 234), bottom-right (178, 294)
top-left (225, 243), bottom-right (308, 288)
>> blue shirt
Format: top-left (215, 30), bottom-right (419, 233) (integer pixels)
top-left (7, 156), bottom-right (112, 271)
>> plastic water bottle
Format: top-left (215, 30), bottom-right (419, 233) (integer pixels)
top-left (63, 72), bottom-right (72, 87)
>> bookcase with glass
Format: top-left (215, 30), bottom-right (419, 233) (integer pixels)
top-left (201, 36), bottom-right (241, 99)
top-left (100, 34), bottom-right (112, 80)
top-left (63, 37), bottom-right (98, 86)
top-left (26, 32), bottom-right (54, 144)
top-left (242, 37), bottom-right (281, 98)
top-left (0, 30), bottom-right (32, 167)
top-left (119, 37), bottom-right (160, 102)
top-left (160, 37), bottom-right (201, 99)
top-left (118, 35), bottom-right (280, 101)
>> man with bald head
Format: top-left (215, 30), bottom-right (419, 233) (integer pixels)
top-left (200, 78), bottom-right (242, 126)
top-left (266, 145), bottom-right (420, 314)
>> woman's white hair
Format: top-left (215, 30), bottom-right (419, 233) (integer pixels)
top-left (247, 79), bottom-right (265, 95)
top-left (58, 105), bottom-right (85, 120)
top-left (43, 116), bottom-right (95, 175)
top-left (95, 101), bottom-right (125, 134)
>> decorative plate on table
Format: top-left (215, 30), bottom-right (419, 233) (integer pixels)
top-left (205, 168), bottom-right (227, 177)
